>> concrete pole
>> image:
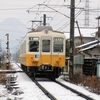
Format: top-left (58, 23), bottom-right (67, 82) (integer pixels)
top-left (69, 0), bottom-right (75, 80)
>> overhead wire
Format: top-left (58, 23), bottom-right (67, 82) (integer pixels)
top-left (27, 0), bottom-right (70, 29)
top-left (0, 28), bottom-right (27, 33)
top-left (50, 2), bottom-right (70, 28)
top-left (49, 1), bottom-right (67, 25)
top-left (47, 0), bottom-right (61, 20)
top-left (34, 0), bottom-right (52, 19)
top-left (0, 4), bottom-right (38, 11)
top-left (4, 0), bottom-right (98, 32)
top-left (57, 0), bottom-right (84, 31)
top-left (59, 9), bottom-right (84, 31)
top-left (0, 8), bottom-right (29, 10)
top-left (27, 0), bottom-right (52, 28)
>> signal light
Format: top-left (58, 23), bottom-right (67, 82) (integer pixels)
top-left (6, 42), bottom-right (9, 49)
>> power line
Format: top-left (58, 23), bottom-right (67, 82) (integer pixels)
top-left (0, 28), bottom-right (26, 32)
top-left (0, 8), bottom-right (29, 10)
top-left (34, 0), bottom-right (52, 19)
top-left (38, 4), bottom-right (70, 18)
top-left (49, 1), bottom-right (66, 24)
top-left (27, 0), bottom-right (70, 28)
top-left (57, 9), bottom-right (83, 31)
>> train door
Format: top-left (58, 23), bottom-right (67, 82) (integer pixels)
top-left (41, 37), bottom-right (52, 65)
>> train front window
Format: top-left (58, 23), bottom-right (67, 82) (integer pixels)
top-left (42, 40), bottom-right (50, 52)
top-left (53, 37), bottom-right (63, 52)
top-left (29, 37), bottom-right (39, 52)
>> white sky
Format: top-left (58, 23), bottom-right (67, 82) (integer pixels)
top-left (0, 0), bottom-right (100, 53)
top-left (0, 0), bottom-right (100, 28)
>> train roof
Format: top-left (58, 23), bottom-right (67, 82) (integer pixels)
top-left (28, 25), bottom-right (64, 34)
top-left (35, 26), bottom-right (53, 31)
top-left (28, 26), bottom-right (53, 33)
top-left (76, 39), bottom-right (100, 52)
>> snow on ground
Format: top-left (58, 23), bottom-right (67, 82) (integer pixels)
top-left (0, 62), bottom-right (100, 100)
top-left (0, 63), bottom-right (50, 100)
top-left (57, 76), bottom-right (100, 100)
top-left (15, 73), bottom-right (50, 100)
top-left (39, 81), bottom-right (86, 100)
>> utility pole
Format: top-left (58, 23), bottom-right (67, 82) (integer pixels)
top-left (69, 0), bottom-right (75, 80)
top-left (6, 34), bottom-right (10, 69)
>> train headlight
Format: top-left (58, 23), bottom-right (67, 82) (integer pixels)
top-left (45, 29), bottom-right (48, 34)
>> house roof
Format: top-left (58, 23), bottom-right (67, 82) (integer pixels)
top-left (76, 39), bottom-right (100, 52)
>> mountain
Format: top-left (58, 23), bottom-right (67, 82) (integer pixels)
top-left (0, 18), bottom-right (27, 53)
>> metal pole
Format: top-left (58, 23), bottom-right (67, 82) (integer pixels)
top-left (43, 14), bottom-right (46, 26)
top-left (69, 0), bottom-right (75, 80)
top-left (76, 21), bottom-right (83, 44)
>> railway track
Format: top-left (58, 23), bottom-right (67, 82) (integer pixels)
top-left (11, 63), bottom-right (57, 100)
top-left (55, 80), bottom-right (94, 100)
top-left (32, 78), bottom-right (94, 100)
top-left (13, 63), bottom-right (96, 100)
top-left (33, 78), bottom-right (57, 100)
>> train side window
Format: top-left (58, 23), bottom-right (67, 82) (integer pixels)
top-left (29, 41), bottom-right (39, 52)
top-left (53, 37), bottom-right (63, 52)
top-left (42, 40), bottom-right (50, 52)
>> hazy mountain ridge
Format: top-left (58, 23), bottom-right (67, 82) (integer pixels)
top-left (0, 17), bottom-right (27, 33)
top-left (0, 18), bottom-right (27, 53)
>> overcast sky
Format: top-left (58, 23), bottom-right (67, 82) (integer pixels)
top-left (0, 0), bottom-right (100, 53)
top-left (0, 0), bottom-right (100, 28)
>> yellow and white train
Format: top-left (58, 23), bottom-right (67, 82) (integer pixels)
top-left (19, 25), bottom-right (66, 79)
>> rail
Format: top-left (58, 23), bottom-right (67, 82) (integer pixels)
top-left (33, 79), bottom-right (57, 100)
top-left (0, 70), bottom-right (23, 73)
top-left (55, 80), bottom-right (94, 100)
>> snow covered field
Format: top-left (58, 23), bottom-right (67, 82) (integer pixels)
top-left (0, 63), bottom-right (100, 100)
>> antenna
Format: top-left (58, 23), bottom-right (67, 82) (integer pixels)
top-left (28, 20), bottom-right (42, 30)
top-left (43, 14), bottom-right (46, 26)
top-left (41, 14), bottom-right (53, 26)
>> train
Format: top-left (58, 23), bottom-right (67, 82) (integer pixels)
top-left (18, 15), bottom-right (66, 80)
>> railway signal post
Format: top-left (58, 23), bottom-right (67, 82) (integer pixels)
top-left (6, 34), bottom-right (10, 69)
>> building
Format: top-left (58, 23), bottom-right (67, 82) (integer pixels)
top-left (74, 27), bottom-right (100, 76)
